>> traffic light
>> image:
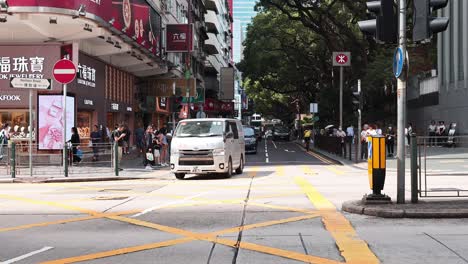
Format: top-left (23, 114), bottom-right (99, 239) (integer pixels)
top-left (170, 96), bottom-right (183, 113)
top-left (358, 0), bottom-right (397, 43)
top-left (352, 81), bottom-right (363, 112)
top-left (413, 0), bottom-right (449, 42)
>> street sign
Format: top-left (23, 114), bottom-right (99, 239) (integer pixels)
top-left (332, 52), bottom-right (351, 66)
top-left (53, 59), bottom-right (77, 84)
top-left (309, 103), bottom-right (318, 113)
top-left (393, 47), bottom-right (404, 78)
top-left (10, 78), bottom-right (52, 90)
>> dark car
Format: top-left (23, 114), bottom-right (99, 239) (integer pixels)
top-left (272, 126), bottom-right (290, 141)
top-left (243, 126), bottom-right (258, 154)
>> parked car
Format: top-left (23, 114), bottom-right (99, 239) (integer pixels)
top-left (243, 126), bottom-right (258, 154)
top-left (273, 126), bottom-right (290, 141)
top-left (170, 118), bottom-right (245, 180)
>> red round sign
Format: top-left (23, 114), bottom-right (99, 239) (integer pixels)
top-left (335, 54), bottom-right (349, 65)
top-left (53, 59), bottom-right (77, 84)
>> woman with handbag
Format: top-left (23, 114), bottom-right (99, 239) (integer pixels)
top-left (69, 127), bottom-right (81, 164)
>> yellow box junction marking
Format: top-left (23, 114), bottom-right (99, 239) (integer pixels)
top-left (295, 176), bottom-right (379, 264)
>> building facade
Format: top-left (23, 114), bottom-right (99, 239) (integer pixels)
top-left (408, 2), bottom-right (468, 135)
top-left (232, 0), bottom-right (257, 63)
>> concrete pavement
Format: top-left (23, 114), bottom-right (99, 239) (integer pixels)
top-left (0, 139), bottom-right (467, 263)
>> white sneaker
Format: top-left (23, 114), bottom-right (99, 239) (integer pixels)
top-left (145, 165), bottom-right (152, 170)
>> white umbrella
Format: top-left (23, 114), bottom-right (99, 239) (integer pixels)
top-left (325, 125), bottom-right (335, 130)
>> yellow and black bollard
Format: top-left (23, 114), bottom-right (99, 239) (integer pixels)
top-left (365, 136), bottom-right (391, 202)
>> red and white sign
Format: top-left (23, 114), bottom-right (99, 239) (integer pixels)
top-left (332, 52), bottom-right (351, 67)
top-left (53, 59), bottom-right (77, 84)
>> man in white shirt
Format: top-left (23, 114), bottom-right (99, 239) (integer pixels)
top-left (346, 125), bottom-right (354, 144)
top-left (337, 127), bottom-right (347, 157)
top-left (361, 124), bottom-right (369, 160)
top-left (196, 105), bottom-right (207, 119)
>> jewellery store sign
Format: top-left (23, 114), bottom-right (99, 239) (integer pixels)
top-left (0, 46), bottom-right (60, 90)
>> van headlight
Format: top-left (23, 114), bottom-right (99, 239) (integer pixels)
top-left (213, 149), bottom-right (225, 156)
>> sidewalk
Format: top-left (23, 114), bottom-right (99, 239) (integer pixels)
top-left (0, 149), bottom-right (173, 183)
top-left (298, 140), bottom-right (468, 218)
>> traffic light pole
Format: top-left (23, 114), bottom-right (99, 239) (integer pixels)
top-left (396, 0), bottom-right (407, 204)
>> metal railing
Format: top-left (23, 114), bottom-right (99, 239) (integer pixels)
top-left (0, 142), bottom-right (119, 178)
top-left (414, 135), bottom-right (468, 198)
top-left (314, 135), bottom-right (353, 160)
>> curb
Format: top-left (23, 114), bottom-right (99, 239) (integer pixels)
top-left (0, 177), bottom-right (149, 184)
top-left (294, 141), bottom-right (343, 165)
top-left (342, 200), bottom-right (468, 218)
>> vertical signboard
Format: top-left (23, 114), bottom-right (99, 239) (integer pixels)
top-left (166, 24), bottom-right (194, 52)
top-left (219, 67), bottom-right (235, 100)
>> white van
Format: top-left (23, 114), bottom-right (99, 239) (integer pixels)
top-left (170, 118), bottom-right (245, 179)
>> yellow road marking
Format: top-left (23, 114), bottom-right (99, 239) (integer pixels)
top-left (295, 177), bottom-right (379, 264)
top-left (276, 166), bottom-right (286, 176)
top-left (0, 210), bottom-right (138, 233)
top-left (327, 166), bottom-right (345, 175)
top-left (41, 214), bottom-right (325, 264)
top-left (301, 165), bottom-right (316, 175)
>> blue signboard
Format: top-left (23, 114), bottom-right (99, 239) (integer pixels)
top-left (393, 47), bottom-right (404, 78)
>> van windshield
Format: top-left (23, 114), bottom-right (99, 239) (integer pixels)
top-left (175, 121), bottom-right (225, 137)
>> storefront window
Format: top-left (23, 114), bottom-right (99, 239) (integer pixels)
top-left (77, 111), bottom-right (92, 139)
top-left (0, 111), bottom-right (30, 139)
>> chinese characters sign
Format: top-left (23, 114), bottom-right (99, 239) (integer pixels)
top-left (0, 56), bottom-right (45, 80)
top-left (77, 63), bottom-right (96, 87)
top-left (166, 24), bottom-right (193, 52)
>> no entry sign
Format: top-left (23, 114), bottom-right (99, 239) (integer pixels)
top-left (332, 52), bottom-right (351, 67)
top-left (53, 59), bottom-right (77, 84)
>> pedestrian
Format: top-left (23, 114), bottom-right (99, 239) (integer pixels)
top-left (69, 127), bottom-right (81, 164)
top-left (428, 120), bottom-right (437, 147)
top-left (303, 128), bottom-right (312, 151)
top-left (361, 124), bottom-right (369, 160)
top-left (406, 122), bottom-right (413, 146)
top-left (386, 125), bottom-right (395, 157)
top-left (123, 125), bottom-right (131, 154)
top-left (153, 129), bottom-right (162, 166)
top-left (135, 124), bottom-right (145, 157)
top-left (337, 126), bottom-right (347, 157)
top-left (90, 125), bottom-right (101, 161)
top-left (113, 125), bottom-right (127, 165)
top-left (346, 124), bottom-right (354, 144)
top-left (159, 127), bottom-right (169, 166)
top-left (436, 121), bottom-right (446, 146)
top-left (376, 124), bottom-right (383, 136)
top-left (0, 123), bottom-right (11, 160)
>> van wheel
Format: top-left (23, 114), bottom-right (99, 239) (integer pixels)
top-left (224, 158), bottom-right (232, 178)
top-left (175, 173), bottom-right (185, 180)
top-left (236, 156), bottom-right (244, 175)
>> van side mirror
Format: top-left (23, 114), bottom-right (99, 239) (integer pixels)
top-left (226, 132), bottom-right (234, 139)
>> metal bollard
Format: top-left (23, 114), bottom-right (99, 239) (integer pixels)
top-left (10, 142), bottom-right (16, 178)
top-left (364, 136), bottom-right (391, 202)
top-left (64, 146), bottom-right (68, 177)
top-left (410, 134), bottom-right (418, 203)
top-left (114, 143), bottom-right (119, 176)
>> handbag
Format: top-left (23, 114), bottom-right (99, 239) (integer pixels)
top-left (146, 152), bottom-right (154, 161)
top-left (88, 141), bottom-right (93, 147)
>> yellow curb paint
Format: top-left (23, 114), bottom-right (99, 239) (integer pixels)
top-left (295, 176), bottom-right (379, 264)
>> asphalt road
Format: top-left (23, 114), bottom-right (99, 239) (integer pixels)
top-left (0, 139), bottom-right (467, 264)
